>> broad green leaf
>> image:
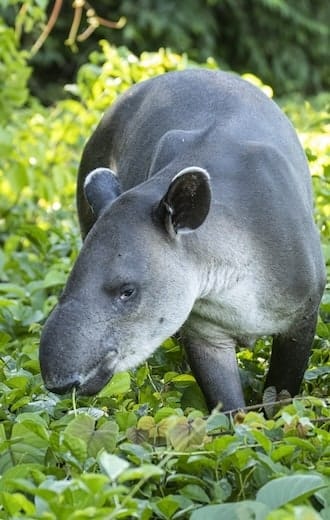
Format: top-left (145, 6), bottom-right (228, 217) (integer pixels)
top-left (64, 414), bottom-right (95, 445)
top-left (0, 491), bottom-right (35, 516)
top-left (171, 374), bottom-right (196, 382)
top-left (206, 411), bottom-right (230, 432)
top-left (80, 473), bottom-right (110, 494)
top-left (253, 429), bottom-right (273, 454)
top-left (180, 484), bottom-right (210, 503)
top-left (154, 407), bottom-right (180, 423)
top-left (256, 474), bottom-right (326, 509)
top-left (114, 410), bottom-right (137, 431)
top-left (62, 433), bottom-right (88, 462)
top-left (88, 421), bottom-right (119, 458)
top-left (271, 445), bottom-right (296, 462)
top-left (0, 331), bottom-right (10, 348)
top-left (0, 422), bottom-right (49, 473)
top-left (43, 269), bottom-right (68, 288)
top-left (190, 501), bottom-right (270, 520)
top-left (320, 506), bottom-right (330, 520)
top-left (283, 437), bottom-right (317, 453)
top-left (167, 417), bottom-right (206, 450)
top-left (98, 452), bottom-right (130, 481)
top-left (119, 443), bottom-right (152, 464)
top-left (154, 495), bottom-right (193, 518)
top-left (153, 496), bottom-right (181, 518)
top-left (0, 283), bottom-right (27, 298)
top-left (13, 416), bottom-right (49, 440)
top-left (6, 375), bottom-right (30, 390)
top-left (98, 371), bottom-right (131, 397)
top-left (167, 473), bottom-right (208, 489)
top-left (304, 366), bottom-right (330, 380)
top-left (135, 364), bottom-right (149, 386)
top-left (0, 463), bottom-right (44, 492)
top-left (137, 415), bottom-right (155, 431)
top-left (119, 463), bottom-right (164, 482)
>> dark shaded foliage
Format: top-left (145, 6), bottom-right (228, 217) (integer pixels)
top-left (2, 0), bottom-right (329, 103)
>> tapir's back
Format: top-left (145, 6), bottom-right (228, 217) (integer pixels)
top-left (81, 69), bottom-right (310, 194)
top-left (79, 69), bottom-right (315, 248)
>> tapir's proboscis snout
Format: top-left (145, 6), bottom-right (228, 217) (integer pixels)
top-left (40, 69), bottom-right (325, 412)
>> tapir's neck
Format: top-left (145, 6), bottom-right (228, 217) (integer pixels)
top-left (197, 258), bottom-right (244, 299)
top-left (147, 125), bottom-right (214, 181)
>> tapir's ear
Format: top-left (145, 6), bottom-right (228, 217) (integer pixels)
top-left (84, 168), bottom-right (122, 218)
top-left (157, 167), bottom-right (211, 237)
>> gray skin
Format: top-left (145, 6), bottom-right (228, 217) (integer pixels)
top-left (39, 69), bottom-right (326, 412)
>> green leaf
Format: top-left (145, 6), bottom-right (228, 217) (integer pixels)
top-left (271, 445), bottom-right (296, 462)
top-left (0, 283), bottom-right (27, 298)
top-left (43, 269), bottom-right (68, 288)
top-left (0, 331), bottom-right (10, 348)
top-left (154, 407), bottom-right (180, 423)
top-left (206, 411), bottom-right (230, 432)
top-left (0, 421), bottom-right (48, 473)
top-left (167, 472), bottom-right (209, 489)
top-left (0, 463), bottom-right (44, 492)
top-left (114, 410), bottom-right (137, 431)
top-left (14, 415), bottom-right (49, 441)
top-left (119, 464), bottom-right (164, 482)
top-left (64, 414), bottom-right (95, 445)
top-left (0, 491), bottom-right (35, 516)
top-left (180, 484), bottom-right (210, 503)
top-left (283, 437), bottom-right (317, 453)
top-left (153, 495), bottom-right (181, 518)
top-left (98, 371), bottom-right (131, 397)
top-left (119, 443), bottom-right (152, 464)
top-left (256, 474), bottom-right (326, 509)
top-left (253, 429), bottom-right (273, 454)
top-left (62, 434), bottom-right (88, 462)
top-left (98, 452), bottom-right (130, 481)
top-left (154, 495), bottom-right (193, 518)
top-left (190, 501), bottom-right (270, 520)
top-left (80, 473), bottom-right (110, 495)
top-left (88, 421), bottom-right (119, 458)
top-left (171, 374), bottom-right (196, 382)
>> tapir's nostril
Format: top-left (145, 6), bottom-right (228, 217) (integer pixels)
top-left (46, 379), bottom-right (81, 395)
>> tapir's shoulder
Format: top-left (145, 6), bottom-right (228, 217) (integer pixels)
top-left (97, 69), bottom-right (298, 166)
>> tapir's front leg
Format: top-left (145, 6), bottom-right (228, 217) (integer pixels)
top-left (183, 337), bottom-right (245, 412)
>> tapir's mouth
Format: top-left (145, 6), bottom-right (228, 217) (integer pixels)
top-left (78, 351), bottom-right (118, 395)
top-left (44, 351), bottom-right (118, 397)
top-left (78, 363), bottom-right (114, 396)
top-left (78, 376), bottom-right (112, 396)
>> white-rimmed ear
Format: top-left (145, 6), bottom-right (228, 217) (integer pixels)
top-left (157, 167), bottom-right (211, 238)
top-left (84, 168), bottom-right (122, 218)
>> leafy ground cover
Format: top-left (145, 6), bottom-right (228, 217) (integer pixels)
top-left (0, 32), bottom-right (329, 519)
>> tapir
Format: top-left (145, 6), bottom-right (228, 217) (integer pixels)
top-left (39, 69), bottom-right (325, 411)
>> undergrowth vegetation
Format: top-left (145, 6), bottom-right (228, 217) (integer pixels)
top-left (3, 0), bottom-right (330, 100)
top-left (0, 25), bottom-right (329, 519)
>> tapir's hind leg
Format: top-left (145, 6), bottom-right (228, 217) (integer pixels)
top-left (184, 338), bottom-right (245, 412)
top-left (265, 310), bottom-right (319, 399)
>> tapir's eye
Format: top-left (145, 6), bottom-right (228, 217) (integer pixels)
top-left (103, 283), bottom-right (138, 303)
top-left (119, 285), bottom-right (136, 302)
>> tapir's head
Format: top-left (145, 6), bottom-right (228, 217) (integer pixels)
top-left (39, 167), bottom-right (211, 396)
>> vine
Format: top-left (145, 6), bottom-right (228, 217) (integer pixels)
top-left (20, 0), bottom-right (126, 55)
